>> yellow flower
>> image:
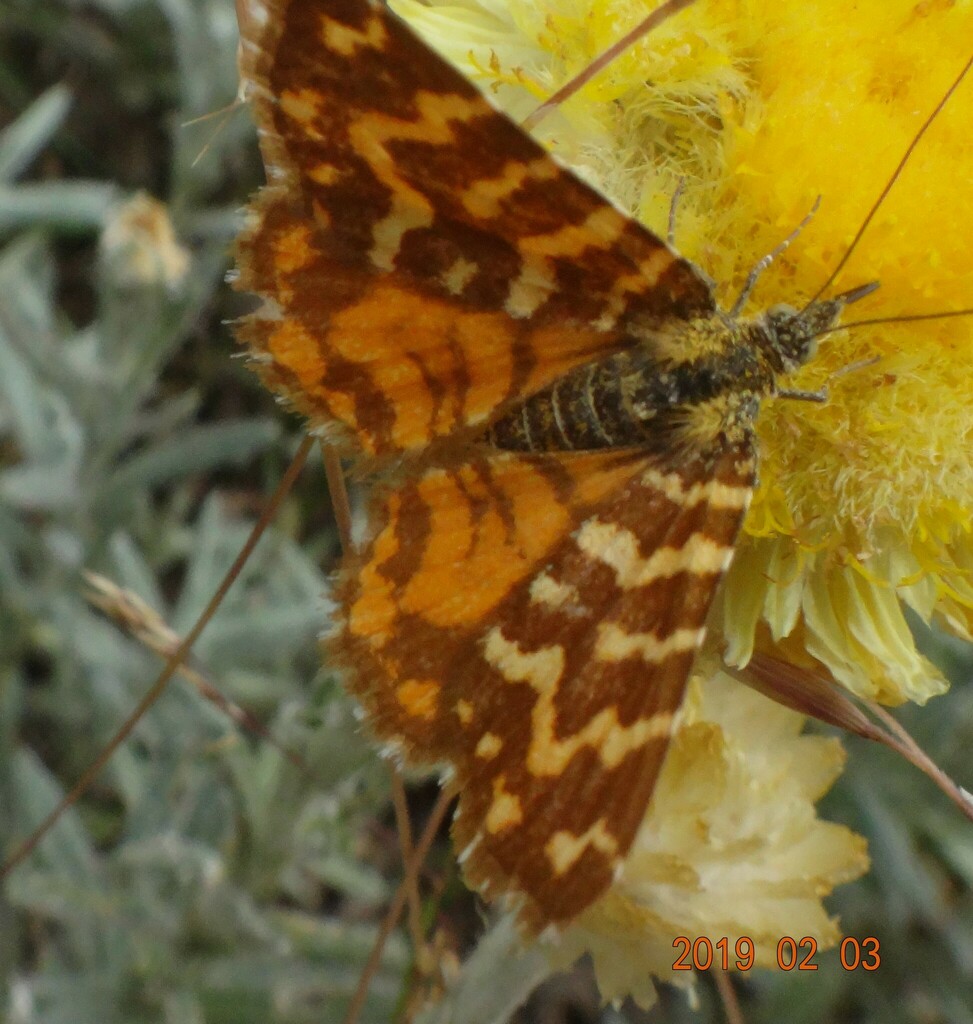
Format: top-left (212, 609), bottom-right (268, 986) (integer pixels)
top-left (391, 0), bottom-right (968, 1003)
top-left (709, 1), bottom-right (973, 707)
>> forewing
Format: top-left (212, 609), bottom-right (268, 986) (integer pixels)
top-left (335, 443), bottom-right (755, 927)
top-left (236, 0), bottom-right (714, 457)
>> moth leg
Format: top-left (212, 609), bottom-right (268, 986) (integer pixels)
top-left (729, 196), bottom-right (822, 317)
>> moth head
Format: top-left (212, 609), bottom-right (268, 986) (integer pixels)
top-left (763, 281), bottom-right (879, 374)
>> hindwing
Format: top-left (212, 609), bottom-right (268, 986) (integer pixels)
top-left (336, 445), bottom-right (754, 925)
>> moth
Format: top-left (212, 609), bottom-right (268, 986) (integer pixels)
top-left (233, 0), bottom-right (946, 929)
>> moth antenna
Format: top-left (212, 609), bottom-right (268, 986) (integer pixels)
top-left (815, 306), bottom-right (973, 341)
top-left (806, 51), bottom-right (973, 307)
top-left (521, 0), bottom-right (698, 132)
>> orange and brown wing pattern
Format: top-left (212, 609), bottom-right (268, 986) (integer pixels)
top-left (335, 445), bottom-right (754, 926)
top-left (236, 0), bottom-right (756, 929)
top-left (235, 0), bottom-right (714, 457)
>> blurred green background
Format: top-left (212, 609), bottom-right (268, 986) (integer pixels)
top-left (1, 1), bottom-right (973, 1022)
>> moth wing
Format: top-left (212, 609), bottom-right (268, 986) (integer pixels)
top-left (336, 443), bottom-right (754, 926)
top-left (236, 0), bottom-right (714, 457)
